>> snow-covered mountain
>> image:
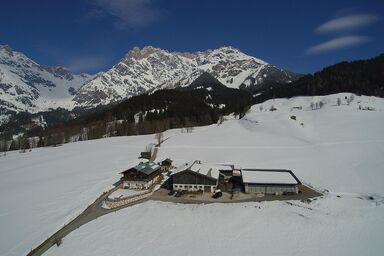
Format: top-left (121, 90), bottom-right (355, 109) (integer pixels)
top-left (0, 45), bottom-right (299, 124)
top-left (74, 46), bottom-right (299, 107)
top-left (0, 45), bottom-right (93, 122)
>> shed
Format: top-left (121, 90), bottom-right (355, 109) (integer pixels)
top-left (140, 151), bottom-right (151, 160)
top-left (241, 169), bottom-right (301, 194)
top-left (160, 158), bottom-right (173, 171)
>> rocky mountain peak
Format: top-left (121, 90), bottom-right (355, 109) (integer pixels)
top-left (0, 45), bottom-right (14, 56)
top-left (125, 45), bottom-right (163, 60)
top-left (74, 46), bottom-right (300, 108)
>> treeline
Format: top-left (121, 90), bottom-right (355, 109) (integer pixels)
top-left (254, 53), bottom-right (384, 103)
top-left (1, 82), bottom-right (252, 152)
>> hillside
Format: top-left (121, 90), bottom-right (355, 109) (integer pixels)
top-left (0, 73), bottom-right (252, 149)
top-left (1, 93), bottom-right (383, 255)
top-left (255, 53), bottom-right (384, 103)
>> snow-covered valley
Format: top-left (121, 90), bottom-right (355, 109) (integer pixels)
top-left (1, 93), bottom-right (384, 256)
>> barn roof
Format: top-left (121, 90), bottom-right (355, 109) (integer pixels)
top-left (161, 158), bottom-right (173, 164)
top-left (241, 169), bottom-right (301, 185)
top-left (171, 160), bottom-right (222, 179)
top-left (121, 161), bottom-right (160, 176)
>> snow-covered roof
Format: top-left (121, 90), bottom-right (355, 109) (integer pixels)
top-left (172, 161), bottom-right (226, 179)
top-left (122, 161), bottom-right (160, 176)
top-left (241, 169), bottom-right (300, 185)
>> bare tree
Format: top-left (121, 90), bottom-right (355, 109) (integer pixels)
top-left (218, 115), bottom-right (225, 125)
top-left (310, 102), bottom-right (314, 110)
top-left (155, 132), bottom-right (164, 146)
top-left (145, 144), bottom-right (154, 153)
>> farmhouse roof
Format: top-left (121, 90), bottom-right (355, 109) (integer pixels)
top-left (121, 161), bottom-right (160, 176)
top-left (172, 160), bottom-right (221, 179)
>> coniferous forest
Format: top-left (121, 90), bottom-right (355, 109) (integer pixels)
top-left (0, 74), bottom-right (252, 151)
top-left (254, 54), bottom-right (384, 103)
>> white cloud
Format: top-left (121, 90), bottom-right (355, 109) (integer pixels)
top-left (88, 0), bottom-right (161, 28)
top-left (66, 55), bottom-right (109, 73)
top-left (306, 36), bottom-right (371, 55)
top-left (316, 14), bottom-right (380, 33)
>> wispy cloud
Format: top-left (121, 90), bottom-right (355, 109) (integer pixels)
top-left (66, 55), bottom-right (109, 73)
top-left (316, 14), bottom-right (380, 34)
top-left (306, 11), bottom-right (380, 55)
top-left (306, 36), bottom-right (371, 55)
top-left (87, 0), bottom-right (162, 28)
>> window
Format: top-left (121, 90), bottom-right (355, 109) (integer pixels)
top-left (189, 185), bottom-right (192, 188)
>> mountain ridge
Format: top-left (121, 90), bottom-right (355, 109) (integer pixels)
top-left (0, 44), bottom-right (299, 123)
top-left (0, 45), bottom-right (93, 123)
top-left (74, 45), bottom-right (299, 107)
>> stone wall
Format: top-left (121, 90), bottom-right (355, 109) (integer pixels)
top-left (104, 190), bottom-right (153, 209)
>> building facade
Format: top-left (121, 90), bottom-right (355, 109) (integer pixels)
top-left (242, 169), bottom-right (301, 194)
top-left (160, 158), bottom-right (173, 171)
top-left (120, 161), bottom-right (161, 190)
top-left (172, 170), bottom-right (218, 192)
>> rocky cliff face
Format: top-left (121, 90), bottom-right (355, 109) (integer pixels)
top-left (0, 45), bottom-right (92, 123)
top-left (74, 46), bottom-right (299, 107)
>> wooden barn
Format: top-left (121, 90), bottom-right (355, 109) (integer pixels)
top-left (241, 169), bottom-right (301, 194)
top-left (120, 161), bottom-right (161, 190)
top-left (171, 161), bottom-right (219, 192)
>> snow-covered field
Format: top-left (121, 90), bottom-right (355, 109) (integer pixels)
top-left (47, 197), bottom-right (384, 256)
top-left (1, 93), bottom-right (384, 255)
top-left (0, 134), bottom-right (158, 256)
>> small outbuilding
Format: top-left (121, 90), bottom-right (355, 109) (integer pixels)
top-left (241, 169), bottom-right (301, 194)
top-left (120, 161), bottom-right (161, 190)
top-left (140, 151), bottom-right (151, 160)
top-left (160, 158), bottom-right (173, 171)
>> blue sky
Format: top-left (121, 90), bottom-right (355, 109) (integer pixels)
top-left (0, 0), bottom-right (383, 74)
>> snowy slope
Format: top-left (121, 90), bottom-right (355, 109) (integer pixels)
top-left (1, 93), bottom-right (383, 255)
top-left (74, 46), bottom-right (298, 107)
top-left (47, 93), bottom-right (384, 256)
top-left (46, 198), bottom-right (384, 256)
top-left (0, 135), bottom-right (158, 256)
top-left (0, 45), bottom-right (92, 121)
top-left (158, 93), bottom-right (384, 194)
